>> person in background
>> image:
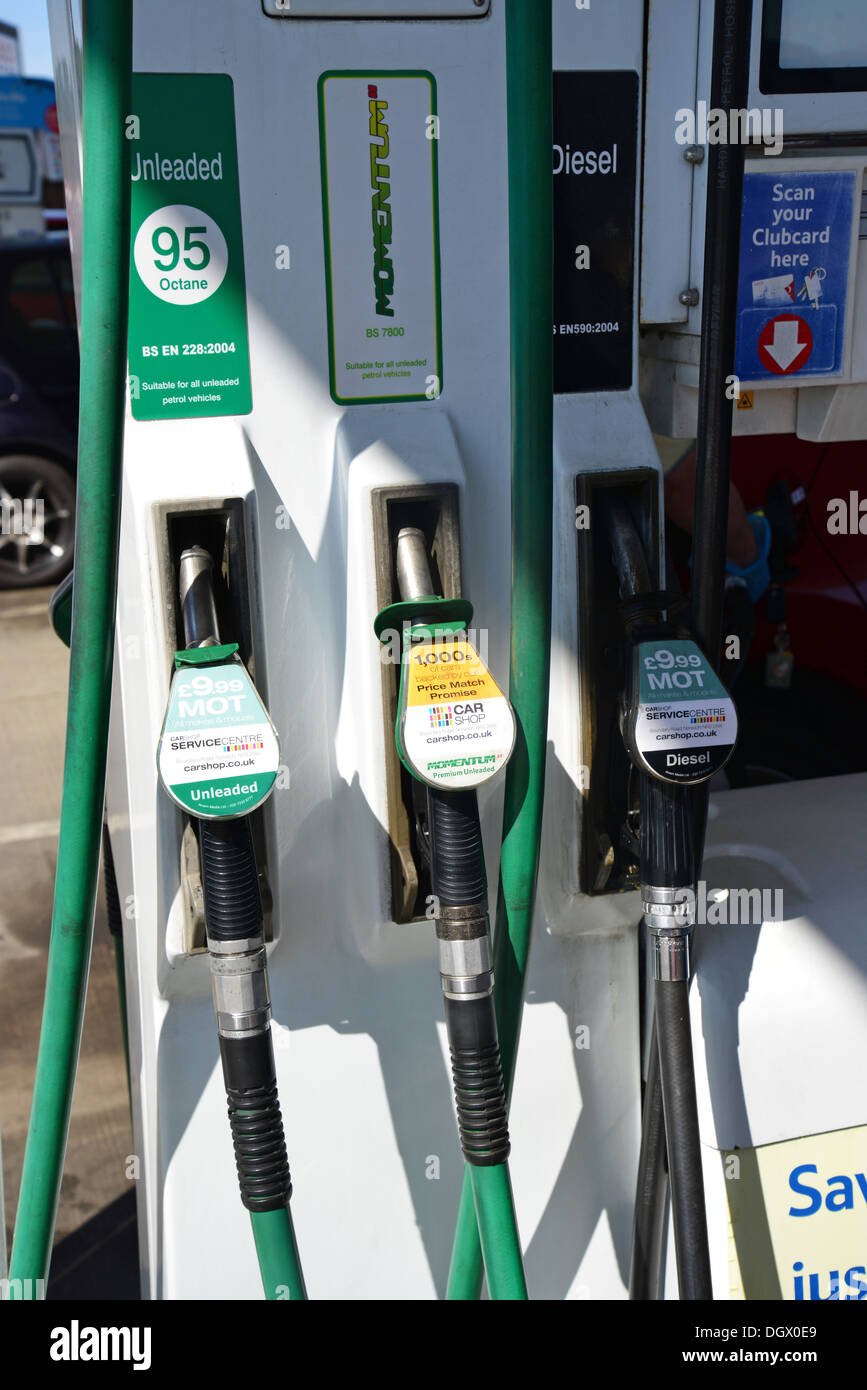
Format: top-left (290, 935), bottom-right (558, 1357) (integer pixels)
top-left (655, 435), bottom-right (771, 602)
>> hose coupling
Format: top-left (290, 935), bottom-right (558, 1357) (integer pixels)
top-left (435, 902), bottom-right (494, 1000)
top-left (207, 933), bottom-right (272, 1038)
top-left (642, 884), bottom-right (693, 982)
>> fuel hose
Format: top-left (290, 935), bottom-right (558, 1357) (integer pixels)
top-left (640, 777), bottom-right (711, 1300)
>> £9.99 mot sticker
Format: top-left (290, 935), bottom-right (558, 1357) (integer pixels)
top-left (631, 639), bottom-right (737, 783)
top-left (157, 660), bottom-right (280, 817)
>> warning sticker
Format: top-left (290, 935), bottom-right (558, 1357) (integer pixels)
top-left (157, 660), bottom-right (280, 817)
top-left (629, 640), bottom-right (737, 783)
top-left (399, 638), bottom-right (515, 789)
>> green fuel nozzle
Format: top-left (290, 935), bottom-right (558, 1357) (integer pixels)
top-left (376, 528), bottom-right (527, 1298)
top-left (159, 546), bottom-right (306, 1299)
top-left (375, 529), bottom-right (516, 792)
top-left (176, 547), bottom-right (292, 1214)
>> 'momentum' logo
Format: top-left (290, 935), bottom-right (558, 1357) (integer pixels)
top-left (369, 85), bottom-right (394, 317)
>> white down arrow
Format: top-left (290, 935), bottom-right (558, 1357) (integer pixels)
top-left (764, 318), bottom-right (810, 371)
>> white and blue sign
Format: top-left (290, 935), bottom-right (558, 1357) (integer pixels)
top-left (735, 169), bottom-right (857, 383)
top-left (0, 76), bottom-right (55, 131)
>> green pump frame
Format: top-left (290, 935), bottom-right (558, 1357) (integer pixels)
top-left (446, 0), bottom-right (554, 1301)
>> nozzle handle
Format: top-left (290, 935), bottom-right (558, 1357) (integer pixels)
top-left (179, 545), bottom-right (221, 648)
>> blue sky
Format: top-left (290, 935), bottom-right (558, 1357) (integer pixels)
top-left (2, 1), bottom-right (53, 79)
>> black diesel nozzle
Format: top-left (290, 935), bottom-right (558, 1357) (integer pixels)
top-left (605, 502), bottom-right (713, 1301)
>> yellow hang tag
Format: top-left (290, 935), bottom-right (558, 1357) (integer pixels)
top-left (399, 637), bottom-right (516, 789)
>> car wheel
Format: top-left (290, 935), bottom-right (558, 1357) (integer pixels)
top-left (0, 454), bottom-right (76, 590)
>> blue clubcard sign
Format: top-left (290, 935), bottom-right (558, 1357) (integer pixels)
top-left (735, 169), bottom-right (857, 383)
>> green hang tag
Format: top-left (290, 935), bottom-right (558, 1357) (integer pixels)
top-left (396, 626), bottom-right (516, 789)
top-left (157, 655), bottom-right (280, 818)
top-left (174, 642), bottom-right (239, 668)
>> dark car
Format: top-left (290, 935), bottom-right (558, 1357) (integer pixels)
top-left (0, 237), bottom-right (78, 588)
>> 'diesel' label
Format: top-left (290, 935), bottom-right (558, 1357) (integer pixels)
top-left (626, 639), bottom-right (737, 784)
top-left (157, 659), bottom-right (280, 817)
top-left (398, 636), bottom-right (515, 789)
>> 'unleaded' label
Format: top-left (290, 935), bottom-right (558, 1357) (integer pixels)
top-left (158, 660), bottom-right (280, 817)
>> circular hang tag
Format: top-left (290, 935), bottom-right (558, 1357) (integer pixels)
top-left (157, 661), bottom-right (280, 818)
top-left (627, 639), bottom-right (738, 784)
top-left (398, 636), bottom-right (516, 789)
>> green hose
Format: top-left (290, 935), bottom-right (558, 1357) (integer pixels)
top-left (9, 0), bottom-right (132, 1293)
top-left (447, 0), bottom-right (553, 1300)
top-left (249, 1209), bottom-right (308, 1301)
top-left (469, 1165), bottom-right (528, 1301)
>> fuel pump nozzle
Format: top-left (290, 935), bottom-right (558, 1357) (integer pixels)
top-left (606, 500), bottom-right (738, 1300)
top-left (396, 529), bottom-right (505, 1157)
top-left (178, 544), bottom-right (222, 648)
top-left (162, 546), bottom-right (306, 1299)
top-left (377, 528), bottom-right (527, 1299)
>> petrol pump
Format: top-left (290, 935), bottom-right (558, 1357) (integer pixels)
top-left (5, 0), bottom-right (866, 1303)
